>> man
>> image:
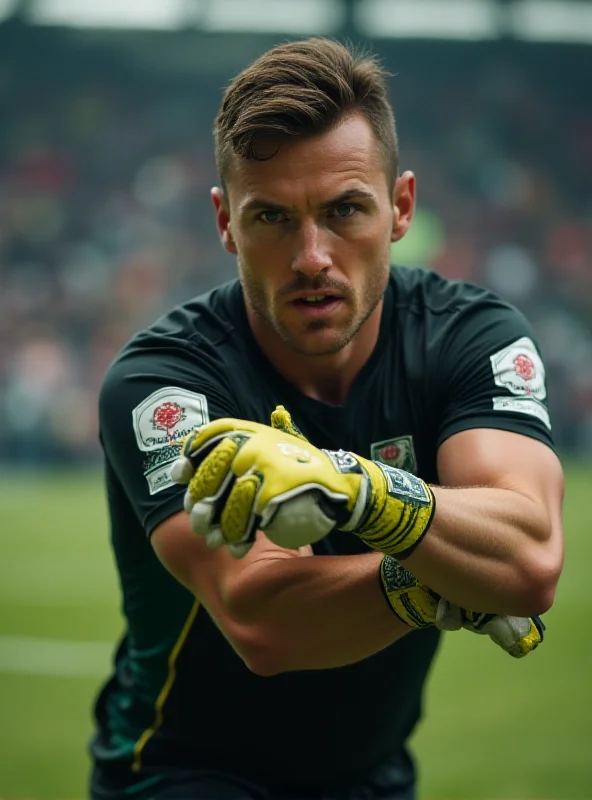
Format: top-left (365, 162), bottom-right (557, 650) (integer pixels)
top-left (92, 39), bottom-right (564, 800)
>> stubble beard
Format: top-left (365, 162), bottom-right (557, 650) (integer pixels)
top-left (240, 260), bottom-right (388, 358)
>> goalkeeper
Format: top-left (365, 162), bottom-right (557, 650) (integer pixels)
top-left (91, 38), bottom-right (564, 800)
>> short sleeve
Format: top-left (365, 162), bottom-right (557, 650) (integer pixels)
top-left (432, 299), bottom-right (556, 452)
top-left (99, 345), bottom-right (240, 536)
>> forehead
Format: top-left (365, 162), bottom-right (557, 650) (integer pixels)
top-left (226, 113), bottom-right (389, 206)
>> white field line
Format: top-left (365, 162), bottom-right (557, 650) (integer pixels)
top-left (0, 635), bottom-right (112, 677)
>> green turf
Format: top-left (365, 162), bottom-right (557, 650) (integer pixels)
top-left (0, 465), bottom-right (590, 799)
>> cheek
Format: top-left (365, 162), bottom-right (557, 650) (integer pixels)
top-left (241, 233), bottom-right (283, 267)
top-left (238, 254), bottom-right (276, 302)
top-left (351, 223), bottom-right (392, 268)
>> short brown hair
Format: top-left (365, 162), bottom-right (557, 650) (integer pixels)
top-left (214, 38), bottom-right (398, 190)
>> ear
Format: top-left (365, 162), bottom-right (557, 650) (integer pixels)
top-left (211, 187), bottom-right (238, 255)
top-left (391, 171), bottom-right (416, 243)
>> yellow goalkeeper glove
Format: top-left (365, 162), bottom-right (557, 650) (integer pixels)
top-left (171, 406), bottom-right (434, 559)
top-left (381, 556), bottom-right (545, 658)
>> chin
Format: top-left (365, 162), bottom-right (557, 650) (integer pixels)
top-left (287, 331), bottom-right (352, 357)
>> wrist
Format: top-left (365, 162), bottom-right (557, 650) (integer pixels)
top-left (379, 556), bottom-right (439, 629)
top-left (354, 458), bottom-right (436, 557)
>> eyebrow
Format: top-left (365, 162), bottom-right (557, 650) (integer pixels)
top-left (240, 188), bottom-right (376, 215)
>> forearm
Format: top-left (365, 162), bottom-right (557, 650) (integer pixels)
top-left (405, 485), bottom-right (555, 615)
top-left (223, 550), bottom-right (410, 674)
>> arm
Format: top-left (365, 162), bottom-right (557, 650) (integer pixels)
top-left (403, 428), bottom-right (564, 617)
top-left (400, 306), bottom-right (564, 616)
top-left (173, 410), bottom-right (549, 657)
top-left (152, 514), bottom-right (409, 676)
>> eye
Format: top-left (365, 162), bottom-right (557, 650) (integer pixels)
top-left (332, 203), bottom-right (359, 219)
top-left (258, 210), bottom-right (287, 224)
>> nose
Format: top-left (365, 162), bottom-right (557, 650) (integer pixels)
top-left (291, 219), bottom-right (331, 277)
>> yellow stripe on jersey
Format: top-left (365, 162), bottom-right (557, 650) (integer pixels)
top-left (132, 599), bottom-right (200, 772)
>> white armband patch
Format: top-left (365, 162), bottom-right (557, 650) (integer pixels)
top-left (492, 396), bottom-right (551, 430)
top-left (132, 387), bottom-right (210, 494)
top-left (490, 337), bottom-right (551, 429)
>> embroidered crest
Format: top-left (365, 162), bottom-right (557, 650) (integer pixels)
top-left (371, 436), bottom-right (417, 474)
top-left (132, 387), bottom-right (210, 494)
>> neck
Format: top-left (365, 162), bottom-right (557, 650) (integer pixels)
top-left (245, 300), bottom-right (384, 406)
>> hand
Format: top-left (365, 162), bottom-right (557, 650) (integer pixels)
top-left (171, 406), bottom-right (435, 558)
top-left (270, 406), bottom-right (436, 557)
top-left (437, 600), bottom-right (546, 658)
top-left (171, 411), bottom-right (367, 557)
top-left (381, 556), bottom-right (545, 658)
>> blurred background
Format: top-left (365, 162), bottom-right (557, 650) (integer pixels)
top-left (0, 1), bottom-right (591, 799)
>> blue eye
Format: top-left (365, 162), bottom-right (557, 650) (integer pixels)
top-left (259, 210), bottom-right (286, 224)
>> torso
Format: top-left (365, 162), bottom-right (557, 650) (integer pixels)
top-left (93, 266), bottom-right (554, 790)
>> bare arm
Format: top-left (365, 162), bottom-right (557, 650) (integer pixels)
top-left (152, 513), bottom-right (409, 676)
top-left (404, 429), bottom-right (564, 616)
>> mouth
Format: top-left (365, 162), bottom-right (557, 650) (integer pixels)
top-left (289, 293), bottom-right (344, 317)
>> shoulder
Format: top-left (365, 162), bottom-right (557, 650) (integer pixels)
top-left (134, 278), bottom-right (243, 353)
top-left (99, 280), bottom-right (246, 439)
top-left (390, 265), bottom-right (513, 319)
top-left (101, 280), bottom-right (243, 394)
top-left (390, 265), bottom-right (534, 348)
top-left (392, 270), bottom-right (555, 446)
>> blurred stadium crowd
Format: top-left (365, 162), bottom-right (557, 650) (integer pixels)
top-left (1, 25), bottom-right (591, 464)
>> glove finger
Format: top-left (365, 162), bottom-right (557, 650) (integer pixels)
top-left (506, 617), bottom-right (544, 658)
top-left (220, 472), bottom-right (262, 545)
top-left (187, 437), bottom-right (239, 505)
top-left (229, 541), bottom-right (255, 559)
top-left (461, 610), bottom-right (493, 631)
top-left (171, 456), bottom-right (195, 485)
top-left (435, 599), bottom-right (463, 631)
top-left (189, 500), bottom-right (215, 536)
top-left (491, 615), bottom-right (531, 649)
top-left (270, 405), bottom-right (309, 441)
top-left (204, 527), bottom-right (226, 550)
top-left (182, 419), bottom-right (261, 463)
top-left (184, 487), bottom-right (195, 513)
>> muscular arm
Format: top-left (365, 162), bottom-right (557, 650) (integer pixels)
top-left (152, 515), bottom-right (409, 676)
top-left (404, 429), bottom-right (564, 616)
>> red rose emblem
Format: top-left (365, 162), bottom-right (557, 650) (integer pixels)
top-left (152, 402), bottom-right (186, 443)
top-left (380, 445), bottom-right (400, 462)
top-left (514, 354), bottom-right (536, 382)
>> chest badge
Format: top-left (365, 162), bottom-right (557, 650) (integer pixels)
top-left (371, 435), bottom-right (417, 474)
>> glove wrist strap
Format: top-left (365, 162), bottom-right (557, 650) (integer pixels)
top-left (380, 556), bottom-right (439, 629)
top-left (355, 459), bottom-right (436, 557)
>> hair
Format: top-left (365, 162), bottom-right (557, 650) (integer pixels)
top-left (214, 38), bottom-right (398, 191)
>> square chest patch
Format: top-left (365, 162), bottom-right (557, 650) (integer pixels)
top-left (371, 435), bottom-right (417, 474)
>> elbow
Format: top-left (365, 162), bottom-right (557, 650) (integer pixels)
top-left (221, 574), bottom-right (290, 677)
top-left (515, 542), bottom-right (563, 617)
top-left (221, 614), bottom-right (285, 678)
top-left (518, 579), bottom-right (556, 618)
top-left (246, 657), bottom-right (283, 678)
top-left (236, 636), bottom-right (285, 677)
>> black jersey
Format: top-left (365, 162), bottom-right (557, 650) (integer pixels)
top-left (92, 266), bottom-right (554, 791)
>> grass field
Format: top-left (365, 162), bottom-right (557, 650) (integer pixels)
top-left (0, 464), bottom-right (590, 800)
